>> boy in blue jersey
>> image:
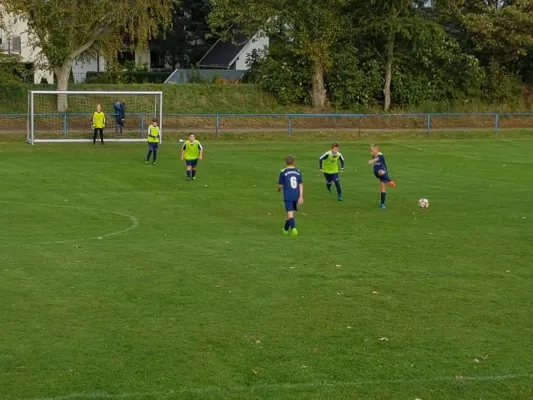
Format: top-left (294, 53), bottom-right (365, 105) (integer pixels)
top-left (368, 144), bottom-right (396, 209)
top-left (319, 143), bottom-right (345, 201)
top-left (278, 155), bottom-right (304, 236)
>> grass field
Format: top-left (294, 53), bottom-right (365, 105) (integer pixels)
top-left (1, 138), bottom-right (533, 400)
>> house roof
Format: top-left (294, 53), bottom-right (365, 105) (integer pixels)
top-left (198, 31), bottom-right (249, 69)
top-left (164, 69), bottom-right (246, 84)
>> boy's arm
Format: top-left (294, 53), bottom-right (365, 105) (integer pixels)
top-left (368, 157), bottom-right (380, 164)
top-left (103, 114), bottom-right (106, 128)
top-left (298, 183), bottom-right (304, 204)
top-left (277, 173), bottom-right (283, 192)
top-left (318, 153), bottom-right (328, 171)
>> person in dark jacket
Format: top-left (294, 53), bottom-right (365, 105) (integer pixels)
top-left (113, 100), bottom-right (125, 135)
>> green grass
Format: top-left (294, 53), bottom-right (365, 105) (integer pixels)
top-left (1, 139), bottom-right (533, 400)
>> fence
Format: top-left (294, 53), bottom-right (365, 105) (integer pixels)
top-left (2, 112), bottom-right (533, 136)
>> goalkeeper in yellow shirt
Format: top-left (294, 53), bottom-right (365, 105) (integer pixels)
top-left (92, 104), bottom-right (105, 145)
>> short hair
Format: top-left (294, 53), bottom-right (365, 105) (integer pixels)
top-left (188, 133), bottom-right (195, 137)
top-left (285, 155), bottom-right (296, 165)
top-left (152, 118), bottom-right (158, 123)
top-left (371, 143), bottom-right (379, 149)
top-left (332, 143), bottom-right (339, 148)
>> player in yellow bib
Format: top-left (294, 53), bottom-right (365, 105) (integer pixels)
top-left (319, 143), bottom-right (345, 201)
top-left (181, 133), bottom-right (203, 181)
top-left (92, 104), bottom-right (106, 145)
top-left (145, 118), bottom-right (160, 165)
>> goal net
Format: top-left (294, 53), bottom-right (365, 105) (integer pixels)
top-left (27, 90), bottom-right (163, 144)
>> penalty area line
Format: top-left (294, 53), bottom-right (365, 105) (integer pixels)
top-left (28, 373), bottom-right (533, 400)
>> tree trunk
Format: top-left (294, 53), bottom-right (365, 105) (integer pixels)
top-left (55, 62), bottom-right (72, 112)
top-left (312, 60), bottom-right (326, 109)
top-left (383, 35), bottom-right (394, 112)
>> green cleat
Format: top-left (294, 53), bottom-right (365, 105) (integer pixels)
top-left (291, 228), bottom-right (299, 236)
top-left (283, 229), bottom-right (290, 236)
top-left (145, 161), bottom-right (149, 165)
top-left (338, 195), bottom-right (343, 201)
top-left (152, 162), bottom-right (156, 165)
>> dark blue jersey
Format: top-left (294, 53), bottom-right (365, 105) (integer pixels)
top-left (373, 152), bottom-right (388, 173)
top-left (113, 102), bottom-right (125, 120)
top-left (278, 167), bottom-right (303, 202)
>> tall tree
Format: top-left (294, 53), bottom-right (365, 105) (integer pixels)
top-left (0, 0), bottom-right (176, 110)
top-left (208, 0), bottom-right (347, 108)
top-left (349, 0), bottom-right (429, 110)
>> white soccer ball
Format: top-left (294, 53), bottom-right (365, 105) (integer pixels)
top-left (418, 198), bottom-right (429, 209)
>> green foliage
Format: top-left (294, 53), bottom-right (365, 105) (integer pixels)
top-left (245, 48), bottom-right (313, 106)
top-left (326, 45), bottom-right (382, 110)
top-left (0, 50), bottom-right (32, 84)
top-left (85, 71), bottom-right (172, 84)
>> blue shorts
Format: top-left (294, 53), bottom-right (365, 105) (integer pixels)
top-left (186, 159), bottom-right (198, 167)
top-left (323, 173), bottom-right (339, 183)
top-left (284, 201), bottom-right (298, 212)
top-left (148, 142), bottom-right (158, 151)
top-left (374, 169), bottom-right (386, 181)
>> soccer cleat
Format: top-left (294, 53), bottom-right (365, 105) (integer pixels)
top-left (380, 204), bottom-right (386, 209)
top-left (338, 195), bottom-right (343, 201)
top-left (152, 162), bottom-right (156, 165)
top-left (283, 229), bottom-right (290, 236)
top-left (192, 177), bottom-right (196, 181)
top-left (186, 177), bottom-right (191, 181)
top-left (145, 161), bottom-right (149, 165)
top-left (291, 228), bottom-right (299, 236)
top-left (327, 186), bottom-right (332, 194)
top-left (389, 180), bottom-right (396, 188)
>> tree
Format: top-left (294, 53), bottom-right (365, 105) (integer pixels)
top-left (208, 0), bottom-right (348, 108)
top-left (348, 0), bottom-right (430, 111)
top-left (0, 50), bottom-right (30, 84)
top-left (0, 0), bottom-right (176, 110)
top-left (150, 0), bottom-right (215, 70)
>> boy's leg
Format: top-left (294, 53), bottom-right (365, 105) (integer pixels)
top-left (186, 162), bottom-right (192, 180)
top-left (380, 181), bottom-right (387, 208)
top-left (146, 149), bottom-right (152, 162)
top-left (334, 174), bottom-right (342, 198)
top-left (324, 174), bottom-right (332, 193)
top-left (93, 129), bottom-right (97, 145)
top-left (191, 160), bottom-right (198, 179)
top-left (99, 129), bottom-right (104, 144)
top-left (152, 145), bottom-right (157, 163)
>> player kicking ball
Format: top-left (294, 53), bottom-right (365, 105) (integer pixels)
top-left (368, 144), bottom-right (396, 209)
top-left (278, 155), bottom-right (304, 236)
top-left (319, 143), bottom-right (345, 201)
top-left (181, 133), bottom-right (203, 180)
top-left (145, 118), bottom-right (160, 165)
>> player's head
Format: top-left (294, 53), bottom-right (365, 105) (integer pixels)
top-left (285, 155), bottom-right (296, 167)
top-left (371, 144), bottom-right (380, 156)
top-left (188, 133), bottom-right (195, 142)
top-left (152, 118), bottom-right (158, 126)
top-left (331, 143), bottom-right (339, 155)
top-left (96, 103), bottom-right (101, 112)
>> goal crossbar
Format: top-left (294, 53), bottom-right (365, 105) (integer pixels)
top-left (27, 90), bottom-right (164, 145)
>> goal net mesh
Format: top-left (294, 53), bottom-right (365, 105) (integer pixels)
top-left (28, 91), bottom-right (162, 143)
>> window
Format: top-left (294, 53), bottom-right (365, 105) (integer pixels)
top-left (11, 36), bottom-right (21, 53)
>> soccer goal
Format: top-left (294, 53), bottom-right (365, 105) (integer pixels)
top-left (27, 90), bottom-right (163, 144)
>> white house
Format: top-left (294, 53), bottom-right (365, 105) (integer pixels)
top-left (1, 8), bottom-right (151, 84)
top-left (0, 12), bottom-right (53, 84)
top-left (198, 32), bottom-right (269, 70)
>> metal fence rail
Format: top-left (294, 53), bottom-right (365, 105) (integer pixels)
top-left (2, 112), bottom-right (533, 136)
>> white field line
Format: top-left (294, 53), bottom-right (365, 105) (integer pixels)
top-left (28, 373), bottom-right (533, 400)
top-left (0, 201), bottom-right (139, 246)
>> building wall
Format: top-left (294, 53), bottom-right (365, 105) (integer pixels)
top-left (234, 35), bottom-right (269, 70)
top-left (72, 55), bottom-right (107, 83)
top-left (0, 11), bottom-right (53, 84)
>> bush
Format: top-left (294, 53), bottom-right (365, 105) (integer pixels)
top-left (85, 71), bottom-right (171, 84)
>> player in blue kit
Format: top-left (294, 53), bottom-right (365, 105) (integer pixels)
top-left (368, 144), bottom-right (396, 209)
top-left (278, 155), bottom-right (304, 236)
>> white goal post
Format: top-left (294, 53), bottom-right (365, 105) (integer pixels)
top-left (27, 90), bottom-right (163, 144)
